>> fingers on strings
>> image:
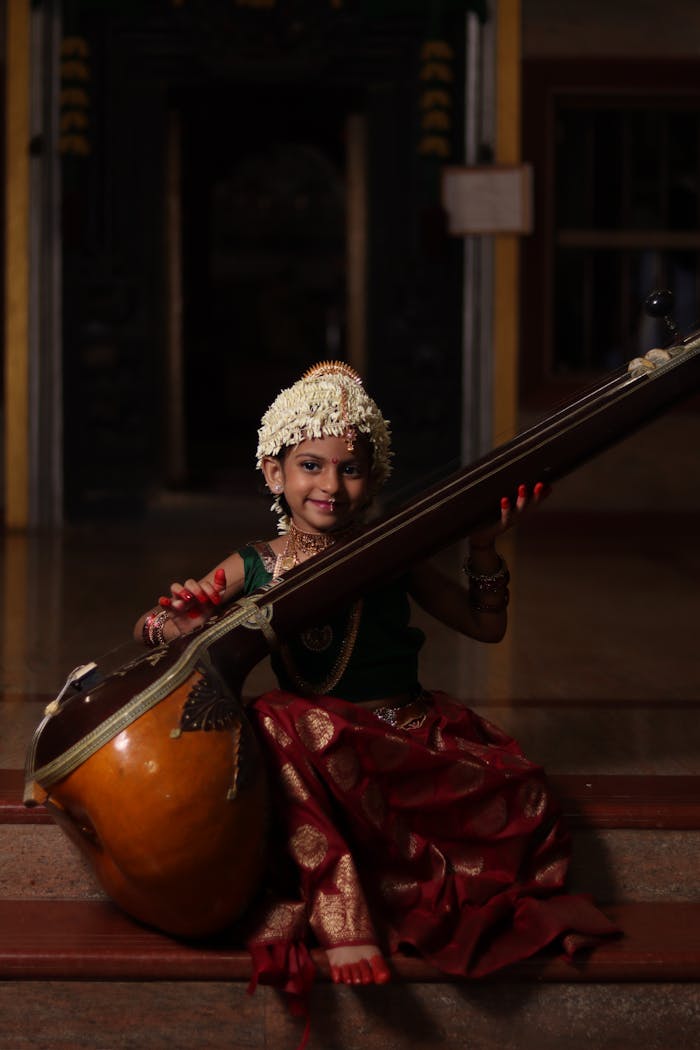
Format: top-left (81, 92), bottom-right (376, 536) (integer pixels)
top-left (158, 567), bottom-right (228, 615)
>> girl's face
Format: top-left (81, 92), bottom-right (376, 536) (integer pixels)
top-left (263, 433), bottom-right (372, 534)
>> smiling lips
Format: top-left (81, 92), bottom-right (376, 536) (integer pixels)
top-left (309, 497), bottom-right (338, 512)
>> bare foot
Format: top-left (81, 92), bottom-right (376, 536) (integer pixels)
top-left (326, 945), bottom-right (391, 985)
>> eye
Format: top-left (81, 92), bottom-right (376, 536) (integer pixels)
top-left (300, 460), bottom-right (320, 472)
top-left (341, 463), bottom-right (363, 477)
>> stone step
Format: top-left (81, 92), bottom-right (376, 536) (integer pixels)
top-left (2, 771), bottom-right (699, 906)
top-left (1, 974), bottom-right (698, 1050)
top-left (3, 820), bottom-right (696, 906)
top-left (6, 769), bottom-right (700, 828)
top-left (0, 901), bottom-right (699, 1049)
top-left (1, 899), bottom-right (698, 982)
top-left (3, 819), bottom-right (696, 907)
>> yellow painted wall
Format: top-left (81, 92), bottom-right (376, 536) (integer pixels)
top-left (4, 0), bottom-right (31, 529)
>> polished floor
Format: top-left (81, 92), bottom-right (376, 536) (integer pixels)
top-left (1, 482), bottom-right (699, 778)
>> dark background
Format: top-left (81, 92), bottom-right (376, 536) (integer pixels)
top-left (60, 0), bottom-right (474, 519)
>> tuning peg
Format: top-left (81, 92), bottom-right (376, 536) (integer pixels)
top-left (644, 288), bottom-right (680, 343)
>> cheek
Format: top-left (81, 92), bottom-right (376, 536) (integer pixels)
top-left (349, 478), bottom-right (370, 498)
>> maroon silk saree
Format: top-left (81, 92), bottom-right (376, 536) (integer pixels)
top-left (244, 689), bottom-right (618, 1006)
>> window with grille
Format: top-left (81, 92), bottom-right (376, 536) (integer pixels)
top-left (522, 61), bottom-right (700, 405)
top-left (554, 103), bottom-right (700, 374)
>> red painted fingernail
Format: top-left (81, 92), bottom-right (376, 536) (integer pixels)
top-left (196, 592), bottom-right (208, 605)
top-left (214, 568), bottom-right (226, 584)
top-left (534, 482), bottom-right (544, 496)
top-left (209, 592), bottom-right (220, 605)
top-left (158, 596), bottom-right (172, 607)
top-left (501, 497), bottom-right (510, 510)
top-left (518, 484), bottom-right (527, 497)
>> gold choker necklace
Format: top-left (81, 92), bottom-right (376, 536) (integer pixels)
top-left (289, 521), bottom-right (338, 556)
top-left (275, 520), bottom-right (358, 574)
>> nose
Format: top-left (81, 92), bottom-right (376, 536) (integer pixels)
top-left (320, 466), bottom-right (342, 494)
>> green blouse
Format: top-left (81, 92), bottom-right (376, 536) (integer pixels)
top-left (239, 544), bottom-right (425, 702)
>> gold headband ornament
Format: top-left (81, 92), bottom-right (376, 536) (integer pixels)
top-left (256, 361), bottom-right (392, 531)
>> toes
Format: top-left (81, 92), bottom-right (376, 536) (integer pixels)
top-left (370, 954), bottom-right (391, 984)
top-left (328, 950), bottom-right (391, 986)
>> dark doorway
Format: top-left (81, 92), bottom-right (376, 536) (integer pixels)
top-left (59, 5), bottom-right (466, 519)
top-left (178, 82), bottom-right (350, 489)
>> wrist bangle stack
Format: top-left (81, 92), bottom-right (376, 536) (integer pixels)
top-left (463, 555), bottom-right (510, 613)
top-left (142, 609), bottom-right (169, 648)
top-left (463, 554), bottom-right (510, 590)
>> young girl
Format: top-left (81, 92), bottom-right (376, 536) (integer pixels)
top-left (135, 361), bottom-right (617, 1004)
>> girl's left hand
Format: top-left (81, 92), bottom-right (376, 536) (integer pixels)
top-left (469, 481), bottom-right (551, 547)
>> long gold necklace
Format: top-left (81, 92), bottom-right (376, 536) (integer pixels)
top-left (274, 520), bottom-right (363, 696)
top-left (281, 599), bottom-right (363, 698)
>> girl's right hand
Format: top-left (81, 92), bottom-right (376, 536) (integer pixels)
top-left (158, 567), bottom-right (227, 634)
